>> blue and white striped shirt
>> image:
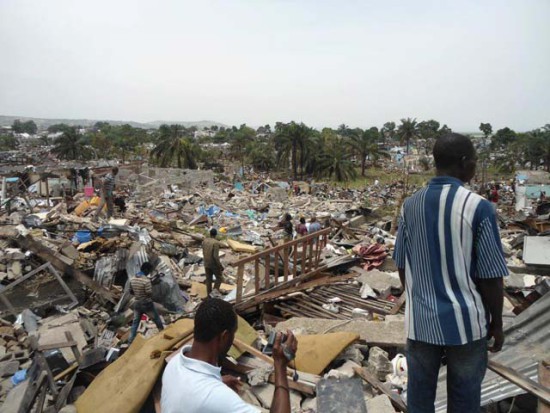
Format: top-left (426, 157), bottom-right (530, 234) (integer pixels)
top-left (393, 176), bottom-right (508, 346)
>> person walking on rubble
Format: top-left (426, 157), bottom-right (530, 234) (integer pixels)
top-left (202, 228), bottom-right (224, 296)
top-left (161, 298), bottom-right (298, 413)
top-left (296, 217), bottom-right (308, 237)
top-left (277, 213), bottom-right (293, 243)
top-left (394, 133), bottom-right (507, 413)
top-left (93, 166), bottom-right (119, 222)
top-left (128, 262), bottom-right (164, 344)
top-left (308, 216), bottom-right (321, 234)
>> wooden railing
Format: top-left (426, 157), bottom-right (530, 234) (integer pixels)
top-left (230, 228), bottom-right (331, 303)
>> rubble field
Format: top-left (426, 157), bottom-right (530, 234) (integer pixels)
top-left (0, 165), bottom-right (548, 413)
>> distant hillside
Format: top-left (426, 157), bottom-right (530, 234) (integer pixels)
top-left (0, 115), bottom-right (226, 130)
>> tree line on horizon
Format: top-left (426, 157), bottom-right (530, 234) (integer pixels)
top-left (1, 118), bottom-right (549, 181)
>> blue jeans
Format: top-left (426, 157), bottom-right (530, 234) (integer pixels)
top-left (129, 301), bottom-right (164, 343)
top-left (406, 338), bottom-right (488, 413)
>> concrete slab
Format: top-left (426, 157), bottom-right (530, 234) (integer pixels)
top-left (276, 318), bottom-right (406, 347)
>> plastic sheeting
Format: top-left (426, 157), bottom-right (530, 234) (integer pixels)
top-left (115, 244), bottom-right (187, 313)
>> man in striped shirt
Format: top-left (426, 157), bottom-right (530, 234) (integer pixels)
top-left (129, 262), bottom-right (164, 344)
top-left (93, 166), bottom-right (118, 222)
top-left (394, 133), bottom-right (507, 412)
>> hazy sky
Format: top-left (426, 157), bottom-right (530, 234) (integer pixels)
top-left (1, 0), bottom-right (549, 131)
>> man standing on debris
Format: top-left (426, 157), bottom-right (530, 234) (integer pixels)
top-left (308, 216), bottom-right (321, 234)
top-left (162, 298), bottom-right (298, 413)
top-left (394, 133), bottom-right (507, 413)
top-left (277, 213), bottom-right (293, 243)
top-left (93, 166), bottom-right (119, 222)
top-left (128, 262), bottom-right (164, 344)
top-left (203, 228), bottom-right (224, 296)
top-left (296, 217), bottom-right (308, 237)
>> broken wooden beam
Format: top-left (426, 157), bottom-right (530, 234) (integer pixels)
top-left (488, 360), bottom-right (550, 406)
top-left (16, 235), bottom-right (117, 304)
top-left (354, 366), bottom-right (407, 412)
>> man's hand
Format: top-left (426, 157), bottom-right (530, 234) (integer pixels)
top-left (222, 375), bottom-right (242, 393)
top-left (488, 322), bottom-right (504, 352)
top-left (272, 330), bottom-right (298, 366)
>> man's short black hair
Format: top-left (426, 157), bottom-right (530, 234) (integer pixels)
top-left (141, 261), bottom-right (153, 275)
top-left (285, 213), bottom-right (292, 221)
top-left (433, 133), bottom-right (476, 170)
top-left (210, 228), bottom-right (217, 237)
top-left (194, 298), bottom-right (237, 342)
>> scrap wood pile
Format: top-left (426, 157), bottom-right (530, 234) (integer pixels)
top-left (0, 165), bottom-right (547, 412)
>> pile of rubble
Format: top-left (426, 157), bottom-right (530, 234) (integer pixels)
top-left (0, 165), bottom-right (547, 412)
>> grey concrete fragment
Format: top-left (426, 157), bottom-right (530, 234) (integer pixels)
top-left (366, 347), bottom-right (392, 381)
top-left (366, 394), bottom-right (395, 413)
top-left (0, 360), bottom-right (19, 378)
top-left (275, 318), bottom-right (405, 347)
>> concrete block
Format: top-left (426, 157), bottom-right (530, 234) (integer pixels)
top-left (251, 384), bottom-right (301, 411)
top-left (7, 261), bottom-right (22, 279)
top-left (366, 394), bottom-right (395, 413)
top-left (0, 360), bottom-right (19, 378)
top-left (326, 360), bottom-right (362, 379)
top-left (367, 346), bottom-right (392, 381)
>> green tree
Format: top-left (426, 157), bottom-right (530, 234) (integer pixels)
top-left (47, 123), bottom-right (70, 133)
top-left (418, 120), bottom-right (440, 155)
top-left (381, 121), bottom-right (396, 142)
top-left (90, 131), bottom-right (114, 159)
top-left (274, 122), bottom-right (315, 180)
top-left (0, 134), bottom-right (18, 151)
top-left (397, 118), bottom-right (419, 154)
top-left (52, 127), bottom-right (92, 160)
top-left (318, 137), bottom-right (357, 182)
top-left (491, 127), bottom-right (516, 151)
top-left (230, 125), bottom-right (256, 173)
top-left (247, 141), bottom-right (275, 172)
top-left (150, 125), bottom-right (198, 169)
top-left (479, 122), bottom-right (492, 145)
top-left (12, 120), bottom-right (38, 134)
top-left (349, 127), bottom-right (381, 176)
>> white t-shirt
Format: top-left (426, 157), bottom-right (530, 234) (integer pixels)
top-left (161, 346), bottom-right (260, 413)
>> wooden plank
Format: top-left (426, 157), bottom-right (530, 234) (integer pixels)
top-left (540, 360), bottom-right (550, 413)
top-left (37, 341), bottom-right (78, 351)
top-left (49, 264), bottom-right (79, 308)
top-left (229, 228), bottom-right (331, 267)
top-left (235, 265), bottom-right (244, 303)
top-left (283, 247), bottom-right (289, 282)
top-left (293, 244), bottom-right (298, 278)
top-left (354, 367), bottom-right (407, 412)
top-left (16, 235), bottom-right (117, 304)
top-left (254, 260), bottom-right (260, 294)
top-left (273, 251), bottom-right (279, 286)
top-left (265, 254), bottom-right (271, 289)
top-left (0, 263), bottom-right (50, 294)
top-left (235, 270), bottom-right (353, 311)
top-left (488, 360), bottom-right (550, 406)
top-left (308, 240), bottom-right (314, 272)
top-left (389, 294), bottom-right (407, 315)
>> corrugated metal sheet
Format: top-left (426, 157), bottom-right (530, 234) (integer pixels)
top-left (434, 291), bottom-right (550, 411)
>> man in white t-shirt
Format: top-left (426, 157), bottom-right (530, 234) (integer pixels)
top-left (161, 298), bottom-right (297, 413)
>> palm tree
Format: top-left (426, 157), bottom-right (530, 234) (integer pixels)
top-left (274, 122), bottom-right (314, 180)
top-left (382, 122), bottom-right (396, 142)
top-left (318, 137), bottom-right (357, 182)
top-left (150, 125), bottom-right (198, 169)
top-left (397, 118), bottom-right (419, 155)
top-left (247, 141), bottom-right (275, 172)
top-left (52, 127), bottom-right (92, 160)
top-left (348, 127), bottom-right (383, 176)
